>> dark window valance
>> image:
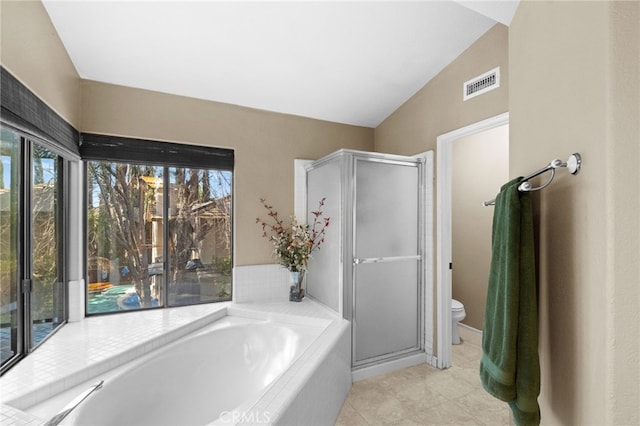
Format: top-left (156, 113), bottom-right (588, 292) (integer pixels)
top-left (1, 66), bottom-right (80, 159)
top-left (80, 133), bottom-right (234, 170)
top-left (1, 67), bottom-right (233, 170)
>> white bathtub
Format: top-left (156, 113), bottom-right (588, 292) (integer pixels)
top-left (27, 310), bottom-right (351, 426)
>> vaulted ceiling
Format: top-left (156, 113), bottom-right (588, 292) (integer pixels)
top-left (43, 1), bottom-right (518, 127)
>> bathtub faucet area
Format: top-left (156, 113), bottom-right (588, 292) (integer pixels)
top-left (44, 381), bottom-right (104, 426)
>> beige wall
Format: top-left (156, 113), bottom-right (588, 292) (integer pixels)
top-left (606, 4), bottom-right (640, 422)
top-left (79, 81), bottom-right (373, 266)
top-left (0, 0), bottom-right (81, 127)
top-left (374, 23), bottom-right (509, 155)
top-left (452, 124), bottom-right (508, 330)
top-left (510, 1), bottom-right (639, 424)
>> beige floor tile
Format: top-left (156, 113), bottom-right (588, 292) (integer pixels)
top-left (336, 338), bottom-right (515, 426)
top-left (456, 391), bottom-right (511, 426)
top-left (422, 370), bottom-right (476, 400)
top-left (457, 326), bottom-right (482, 347)
top-left (347, 383), bottom-right (390, 408)
top-left (363, 397), bottom-right (409, 425)
top-left (347, 387), bottom-right (405, 425)
top-left (405, 399), bottom-right (483, 426)
top-left (335, 400), bottom-right (370, 426)
top-left (388, 378), bottom-right (448, 407)
top-left (452, 342), bottom-right (483, 367)
top-left (446, 364), bottom-right (482, 388)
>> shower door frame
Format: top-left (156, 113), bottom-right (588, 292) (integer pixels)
top-left (298, 149), bottom-right (434, 377)
top-left (349, 152), bottom-right (426, 369)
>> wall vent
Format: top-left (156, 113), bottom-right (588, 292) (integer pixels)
top-left (463, 67), bottom-right (500, 101)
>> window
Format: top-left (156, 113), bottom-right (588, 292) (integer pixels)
top-left (82, 135), bottom-right (233, 314)
top-left (0, 66), bottom-right (233, 372)
top-left (0, 128), bottom-right (20, 367)
top-left (1, 127), bottom-right (68, 372)
top-left (1, 67), bottom-right (79, 373)
top-left (30, 144), bottom-right (65, 344)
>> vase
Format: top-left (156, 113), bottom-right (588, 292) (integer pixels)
top-left (289, 269), bottom-right (306, 302)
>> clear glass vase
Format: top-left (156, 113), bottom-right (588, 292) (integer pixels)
top-left (289, 269), bottom-right (306, 302)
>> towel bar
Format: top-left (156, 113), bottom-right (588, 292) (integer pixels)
top-left (483, 153), bottom-right (581, 206)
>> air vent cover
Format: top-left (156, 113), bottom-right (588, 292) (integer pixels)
top-left (463, 67), bottom-right (500, 101)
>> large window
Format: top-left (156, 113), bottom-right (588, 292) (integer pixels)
top-left (0, 67), bottom-right (233, 372)
top-left (82, 136), bottom-right (233, 315)
top-left (1, 127), bottom-right (67, 371)
top-left (1, 67), bottom-right (79, 373)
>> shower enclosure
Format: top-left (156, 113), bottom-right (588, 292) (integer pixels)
top-left (306, 149), bottom-right (433, 375)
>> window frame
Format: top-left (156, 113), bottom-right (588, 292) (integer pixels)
top-left (1, 67), bottom-right (79, 375)
top-left (0, 125), bottom-right (72, 374)
top-left (81, 135), bottom-right (234, 316)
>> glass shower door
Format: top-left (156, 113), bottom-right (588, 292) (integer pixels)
top-left (352, 157), bottom-right (421, 366)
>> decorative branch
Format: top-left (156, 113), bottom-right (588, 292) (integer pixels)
top-left (256, 198), bottom-right (330, 272)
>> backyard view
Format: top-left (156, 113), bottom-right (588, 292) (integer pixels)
top-left (86, 161), bottom-right (232, 314)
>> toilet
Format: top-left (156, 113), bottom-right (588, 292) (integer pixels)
top-left (451, 299), bottom-right (466, 345)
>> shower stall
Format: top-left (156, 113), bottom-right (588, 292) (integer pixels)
top-left (305, 149), bottom-right (434, 377)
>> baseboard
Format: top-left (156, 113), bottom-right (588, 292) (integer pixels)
top-left (351, 352), bottom-right (428, 382)
top-left (459, 323), bottom-right (481, 333)
top-left (458, 323), bottom-right (482, 346)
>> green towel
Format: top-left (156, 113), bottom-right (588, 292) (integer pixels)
top-left (480, 177), bottom-right (540, 426)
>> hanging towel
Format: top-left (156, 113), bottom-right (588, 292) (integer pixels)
top-left (480, 177), bottom-right (540, 426)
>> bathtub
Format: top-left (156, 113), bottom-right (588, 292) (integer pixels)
top-left (27, 309), bottom-right (351, 426)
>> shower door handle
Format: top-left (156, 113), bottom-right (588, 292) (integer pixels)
top-left (353, 255), bottom-right (420, 265)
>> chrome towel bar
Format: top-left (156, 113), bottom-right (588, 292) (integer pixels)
top-left (483, 153), bottom-right (582, 206)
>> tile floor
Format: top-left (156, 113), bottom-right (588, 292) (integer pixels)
top-left (335, 327), bottom-right (512, 426)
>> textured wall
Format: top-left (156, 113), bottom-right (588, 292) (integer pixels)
top-left (510, 1), bottom-right (639, 424)
top-left (0, 1), bottom-right (81, 127)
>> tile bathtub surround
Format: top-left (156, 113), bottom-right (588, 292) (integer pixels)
top-left (0, 298), bottom-right (343, 426)
top-left (335, 326), bottom-right (511, 426)
top-left (233, 264), bottom-right (292, 303)
top-left (0, 303), bottom-right (232, 410)
top-left (2, 264), bottom-right (334, 412)
top-left (0, 404), bottom-right (43, 426)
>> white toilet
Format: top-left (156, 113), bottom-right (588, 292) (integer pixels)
top-left (451, 299), bottom-right (466, 345)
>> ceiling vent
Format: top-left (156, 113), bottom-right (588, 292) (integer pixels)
top-left (463, 67), bottom-right (500, 101)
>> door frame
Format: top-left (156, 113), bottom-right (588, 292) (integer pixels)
top-left (435, 112), bottom-right (509, 368)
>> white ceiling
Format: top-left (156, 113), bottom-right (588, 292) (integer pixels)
top-left (42, 1), bottom-right (519, 128)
